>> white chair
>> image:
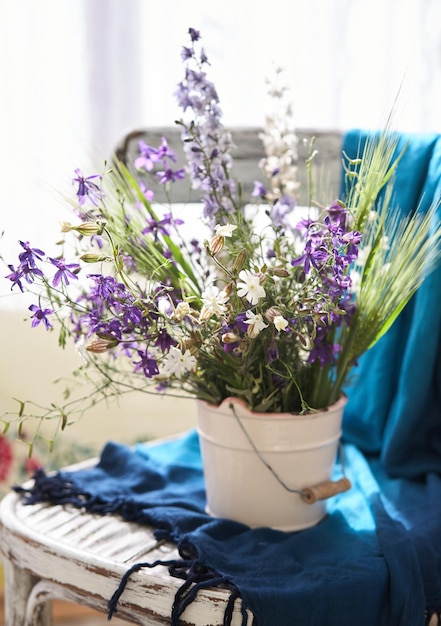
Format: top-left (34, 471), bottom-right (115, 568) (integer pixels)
top-left (0, 455), bottom-right (248, 625)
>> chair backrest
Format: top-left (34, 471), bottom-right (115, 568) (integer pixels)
top-left (114, 126), bottom-right (343, 205)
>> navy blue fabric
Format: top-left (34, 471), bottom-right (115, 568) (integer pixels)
top-left (341, 130), bottom-right (441, 478)
top-left (19, 430), bottom-right (441, 625)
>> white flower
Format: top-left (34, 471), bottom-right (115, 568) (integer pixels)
top-left (273, 315), bottom-right (288, 331)
top-left (200, 285), bottom-right (229, 319)
top-left (244, 310), bottom-right (268, 338)
top-left (162, 347), bottom-right (197, 378)
top-left (215, 223), bottom-right (237, 237)
top-left (174, 301), bottom-right (192, 321)
top-left (237, 270), bottom-right (266, 305)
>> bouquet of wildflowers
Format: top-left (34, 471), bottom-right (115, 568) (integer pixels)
top-left (3, 28), bottom-right (441, 449)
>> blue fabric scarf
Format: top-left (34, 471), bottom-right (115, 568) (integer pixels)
top-left (17, 430), bottom-right (441, 625)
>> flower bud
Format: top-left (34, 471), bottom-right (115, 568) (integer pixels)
top-left (264, 307), bottom-right (281, 323)
top-left (209, 234), bottom-right (225, 255)
top-left (61, 221), bottom-right (106, 236)
top-left (224, 281), bottom-right (234, 297)
top-left (80, 253), bottom-right (111, 263)
top-left (74, 221), bottom-right (106, 236)
top-left (271, 267), bottom-right (290, 278)
top-left (221, 332), bottom-right (239, 344)
top-left (232, 249), bottom-right (247, 273)
top-left (86, 337), bottom-right (119, 353)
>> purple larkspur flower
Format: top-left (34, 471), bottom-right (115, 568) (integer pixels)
top-left (267, 341), bottom-right (279, 364)
top-left (327, 200), bottom-right (348, 229)
top-left (181, 46), bottom-right (194, 61)
top-left (72, 169), bottom-right (102, 206)
top-left (156, 165), bottom-right (186, 185)
top-left (133, 349), bottom-right (159, 378)
top-left (6, 261), bottom-right (45, 290)
top-left (49, 258), bottom-right (80, 287)
top-left (155, 328), bottom-right (176, 352)
top-left (252, 181), bottom-right (267, 199)
top-left (29, 304), bottom-right (53, 330)
top-left (188, 27), bottom-right (200, 42)
top-left (175, 32), bottom-right (237, 226)
top-left (134, 141), bottom-right (158, 171)
top-left (291, 240), bottom-right (329, 274)
top-left (271, 196), bottom-right (296, 228)
top-left (18, 241), bottom-right (45, 267)
top-left (155, 137), bottom-right (177, 163)
top-left (5, 265), bottom-right (24, 291)
top-left (295, 217), bottom-right (315, 234)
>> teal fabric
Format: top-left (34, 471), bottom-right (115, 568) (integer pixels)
top-left (341, 130), bottom-right (441, 478)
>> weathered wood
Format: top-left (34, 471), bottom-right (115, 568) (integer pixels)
top-left (114, 126), bottom-right (343, 205)
top-left (0, 464), bottom-right (250, 625)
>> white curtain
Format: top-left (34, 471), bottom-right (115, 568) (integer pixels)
top-left (1, 0), bottom-right (440, 305)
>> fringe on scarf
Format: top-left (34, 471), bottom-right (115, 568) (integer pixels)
top-left (14, 469), bottom-right (256, 625)
top-left (108, 558), bottom-right (254, 626)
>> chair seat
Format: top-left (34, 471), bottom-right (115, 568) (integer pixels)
top-left (0, 467), bottom-right (247, 625)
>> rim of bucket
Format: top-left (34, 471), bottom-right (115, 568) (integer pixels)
top-left (197, 394), bottom-right (347, 421)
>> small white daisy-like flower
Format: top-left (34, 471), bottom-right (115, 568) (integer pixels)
top-left (162, 347), bottom-right (197, 378)
top-left (237, 270), bottom-right (266, 305)
top-left (215, 223), bottom-right (237, 237)
top-left (200, 285), bottom-right (229, 319)
top-left (273, 315), bottom-right (288, 331)
top-left (244, 310), bottom-right (268, 338)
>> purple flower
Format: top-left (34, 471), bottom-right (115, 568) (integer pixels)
top-left (18, 241), bottom-right (45, 267)
top-left (72, 169), bottom-right (102, 206)
top-left (142, 213), bottom-right (184, 241)
top-left (181, 46), bottom-right (194, 61)
top-left (252, 181), bottom-right (267, 198)
top-left (5, 265), bottom-right (25, 291)
top-left (308, 341), bottom-right (336, 366)
top-left (156, 165), bottom-right (186, 185)
top-left (135, 138), bottom-right (177, 173)
top-left (175, 34), bottom-right (237, 226)
top-left (155, 137), bottom-right (177, 162)
top-left (29, 304), bottom-right (53, 330)
top-left (267, 341), bottom-right (279, 364)
top-left (133, 349), bottom-right (159, 378)
top-left (155, 328), bottom-right (176, 352)
top-left (271, 196), bottom-right (296, 228)
top-left (188, 27), bottom-right (200, 42)
top-left (291, 240), bottom-right (329, 274)
top-left (49, 258), bottom-right (80, 286)
top-left (296, 217), bottom-right (315, 234)
top-left (234, 312), bottom-right (249, 333)
top-left (134, 141), bottom-right (158, 171)
top-left (6, 261), bottom-right (44, 291)
top-left (327, 200), bottom-right (347, 229)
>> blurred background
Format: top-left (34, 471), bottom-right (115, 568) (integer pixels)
top-left (0, 0), bottom-right (440, 481)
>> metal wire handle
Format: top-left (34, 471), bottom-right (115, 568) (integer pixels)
top-left (229, 401), bottom-right (352, 504)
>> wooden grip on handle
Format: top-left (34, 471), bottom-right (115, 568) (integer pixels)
top-left (301, 477), bottom-right (352, 504)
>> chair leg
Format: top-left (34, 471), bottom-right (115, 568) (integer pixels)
top-left (4, 560), bottom-right (52, 626)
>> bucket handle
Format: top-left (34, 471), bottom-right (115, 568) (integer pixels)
top-left (229, 401), bottom-right (352, 504)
